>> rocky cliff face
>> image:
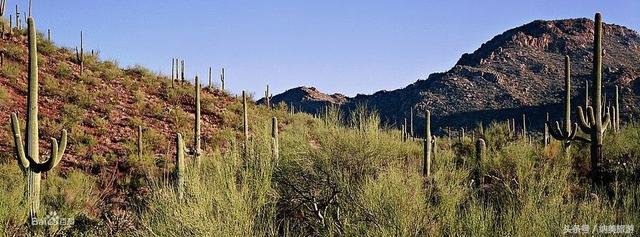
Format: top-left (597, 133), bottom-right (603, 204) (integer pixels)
top-left (266, 18), bottom-right (640, 134)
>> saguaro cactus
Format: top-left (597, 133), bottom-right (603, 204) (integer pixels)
top-left (208, 67), bottom-right (212, 90)
top-left (220, 67), bottom-right (225, 91)
top-left (423, 110), bottom-right (432, 178)
top-left (615, 85), bottom-right (620, 132)
top-left (138, 126), bottom-right (143, 158)
top-left (265, 85), bottom-right (270, 108)
top-left (194, 76), bottom-right (202, 167)
top-left (0, 0), bottom-right (6, 18)
top-left (576, 13), bottom-right (611, 182)
top-left (242, 90), bottom-right (249, 152)
top-left (79, 31), bottom-right (84, 75)
top-left (410, 108), bottom-right (414, 140)
top-left (175, 133), bottom-right (185, 200)
top-left (476, 138), bottom-right (486, 162)
top-left (543, 113), bottom-right (549, 146)
top-left (181, 60), bottom-right (185, 84)
top-left (272, 117), bottom-right (279, 161)
top-left (10, 17), bottom-right (68, 218)
top-left (547, 56), bottom-right (587, 157)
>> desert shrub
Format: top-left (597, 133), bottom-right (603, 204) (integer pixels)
top-left (55, 62), bottom-right (73, 79)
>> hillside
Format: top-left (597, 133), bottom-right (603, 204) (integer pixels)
top-left (266, 18), bottom-right (640, 133)
top-left (0, 25), bottom-right (240, 212)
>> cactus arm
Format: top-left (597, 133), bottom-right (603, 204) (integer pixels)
top-left (602, 112), bottom-right (611, 132)
top-left (587, 106), bottom-right (596, 126)
top-left (573, 135), bottom-right (591, 143)
top-left (54, 130), bottom-right (67, 163)
top-left (548, 121), bottom-right (567, 140)
top-left (10, 113), bottom-right (29, 170)
top-left (577, 106), bottom-right (593, 134)
top-left (567, 123), bottom-right (579, 140)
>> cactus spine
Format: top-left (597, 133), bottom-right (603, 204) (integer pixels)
top-left (423, 110), bottom-right (431, 178)
top-left (272, 117), bottom-right (279, 161)
top-left (175, 133), bottom-right (185, 200)
top-left (138, 125), bottom-right (143, 158)
top-left (194, 76), bottom-right (201, 167)
top-left (10, 16), bottom-right (68, 218)
top-left (577, 13), bottom-right (611, 182)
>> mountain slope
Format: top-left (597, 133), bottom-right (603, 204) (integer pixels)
top-left (267, 18), bottom-right (640, 133)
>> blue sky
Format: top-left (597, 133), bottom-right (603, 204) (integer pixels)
top-left (20, 0), bottom-right (640, 96)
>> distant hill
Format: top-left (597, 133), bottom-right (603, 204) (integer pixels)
top-left (264, 18), bottom-right (640, 134)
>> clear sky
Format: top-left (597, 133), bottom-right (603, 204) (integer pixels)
top-left (19, 0), bottom-right (640, 97)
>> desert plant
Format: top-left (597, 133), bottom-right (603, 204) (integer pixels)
top-left (576, 13), bottom-right (611, 183)
top-left (272, 117), bottom-right (279, 161)
top-left (9, 16), bottom-right (68, 218)
top-left (424, 110), bottom-right (431, 178)
top-left (175, 133), bottom-right (185, 200)
top-left (220, 67), bottom-right (225, 91)
top-left (547, 56), bottom-right (587, 158)
top-left (243, 90), bottom-right (249, 152)
top-left (194, 76), bottom-right (202, 167)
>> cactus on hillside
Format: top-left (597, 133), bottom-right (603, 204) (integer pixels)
top-left (265, 85), bottom-right (270, 108)
top-left (78, 31), bottom-right (84, 75)
top-left (208, 67), bottom-right (212, 90)
top-left (543, 113), bottom-right (549, 146)
top-left (272, 117), bottom-right (279, 161)
top-left (410, 108), bottom-right (414, 140)
top-left (138, 126), bottom-right (143, 158)
top-left (10, 17), bottom-right (68, 218)
top-left (476, 138), bottom-right (486, 162)
top-left (194, 76), bottom-right (202, 167)
top-left (576, 13), bottom-right (611, 183)
top-left (615, 85), bottom-right (620, 132)
top-left (423, 110), bottom-right (432, 178)
top-left (220, 67), bottom-right (225, 91)
top-left (181, 60), bottom-right (185, 84)
top-left (175, 133), bottom-right (185, 200)
top-left (243, 90), bottom-right (249, 153)
top-left (547, 56), bottom-right (588, 157)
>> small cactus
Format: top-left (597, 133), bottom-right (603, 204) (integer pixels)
top-left (138, 125), bottom-right (143, 158)
top-left (220, 67), bottom-right (225, 91)
top-left (175, 133), bottom-right (185, 200)
top-left (423, 110), bottom-right (431, 178)
top-left (194, 76), bottom-right (202, 166)
top-left (476, 138), bottom-right (486, 162)
top-left (272, 117), bottom-right (279, 161)
top-left (242, 90), bottom-right (249, 153)
top-left (410, 108), bottom-right (414, 140)
top-left (615, 85), bottom-right (620, 132)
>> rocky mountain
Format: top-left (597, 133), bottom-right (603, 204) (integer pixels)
top-left (265, 17), bottom-right (640, 134)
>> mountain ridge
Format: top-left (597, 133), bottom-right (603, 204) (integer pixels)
top-left (263, 17), bottom-right (640, 134)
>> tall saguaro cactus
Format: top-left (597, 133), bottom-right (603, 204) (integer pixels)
top-left (242, 90), bottom-right (249, 153)
top-left (0, 0), bottom-right (6, 18)
top-left (547, 56), bottom-right (587, 158)
top-left (175, 133), bottom-right (185, 200)
top-left (220, 67), bottom-right (225, 91)
top-left (265, 85), bottom-right (270, 108)
top-left (272, 117), bottom-right (279, 161)
top-left (576, 13), bottom-right (611, 183)
top-left (181, 60), bottom-right (185, 84)
top-left (423, 110), bottom-right (432, 178)
top-left (10, 16), bottom-right (68, 218)
top-left (194, 76), bottom-right (202, 167)
top-left (79, 31), bottom-right (84, 75)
